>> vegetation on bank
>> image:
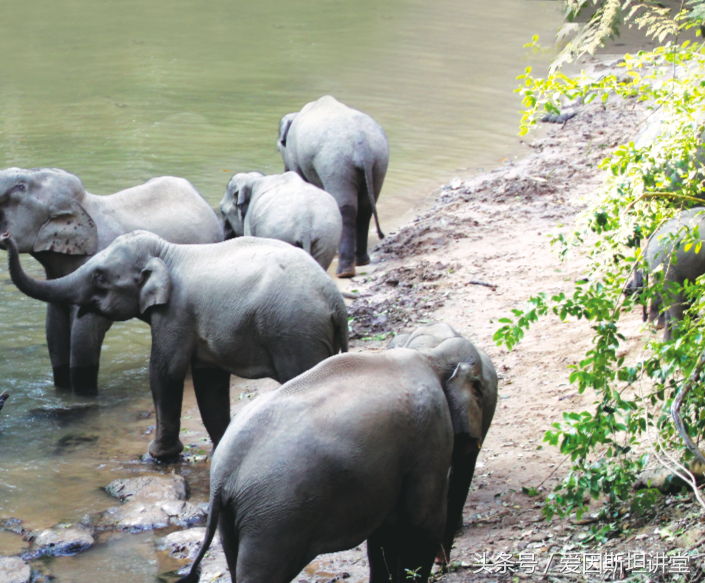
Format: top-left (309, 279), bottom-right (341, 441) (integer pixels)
top-left (494, 1), bottom-right (705, 540)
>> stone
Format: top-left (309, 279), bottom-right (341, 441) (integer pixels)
top-left (157, 527), bottom-right (221, 561)
top-left (0, 556), bottom-right (30, 583)
top-left (23, 527), bottom-right (94, 559)
top-left (98, 500), bottom-right (205, 533)
top-left (105, 474), bottom-right (187, 502)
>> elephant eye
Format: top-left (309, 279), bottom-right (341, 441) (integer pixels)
top-left (94, 272), bottom-right (108, 287)
top-left (12, 183), bottom-right (26, 193)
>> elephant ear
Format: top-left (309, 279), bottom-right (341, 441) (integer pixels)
top-left (34, 201), bottom-right (98, 255)
top-left (139, 257), bottom-right (172, 314)
top-left (444, 362), bottom-right (484, 441)
top-left (277, 113), bottom-right (297, 150)
top-left (236, 183), bottom-right (253, 222)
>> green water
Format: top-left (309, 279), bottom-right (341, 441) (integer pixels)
top-left (0, 0), bottom-right (562, 579)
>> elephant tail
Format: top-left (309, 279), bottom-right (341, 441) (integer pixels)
top-left (175, 487), bottom-right (224, 583)
top-left (363, 160), bottom-right (385, 241)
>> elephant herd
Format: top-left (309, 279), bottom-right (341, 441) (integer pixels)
top-left (0, 96), bottom-right (499, 583)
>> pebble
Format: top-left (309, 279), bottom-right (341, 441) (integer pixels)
top-left (0, 556), bottom-right (30, 583)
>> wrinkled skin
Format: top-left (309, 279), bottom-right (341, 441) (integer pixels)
top-left (177, 336), bottom-right (491, 583)
top-left (277, 95), bottom-right (388, 278)
top-left (220, 171), bottom-right (342, 270)
top-left (0, 168), bottom-right (223, 394)
top-left (4, 231), bottom-right (349, 460)
top-left (389, 323), bottom-right (498, 565)
top-left (632, 208), bottom-right (705, 339)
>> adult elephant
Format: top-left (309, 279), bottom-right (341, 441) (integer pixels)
top-left (277, 95), bottom-right (388, 278)
top-left (388, 323), bottom-right (497, 565)
top-left (3, 231), bottom-right (348, 460)
top-left (177, 334), bottom-right (493, 583)
top-left (627, 208), bottom-right (705, 339)
top-left (220, 171), bottom-right (342, 271)
top-left (0, 168), bottom-right (223, 394)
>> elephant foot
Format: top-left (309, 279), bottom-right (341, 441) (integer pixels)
top-left (355, 254), bottom-right (370, 267)
top-left (70, 366), bottom-right (99, 396)
top-left (53, 365), bottom-right (72, 391)
top-left (337, 265), bottom-right (356, 278)
top-left (148, 438), bottom-right (184, 461)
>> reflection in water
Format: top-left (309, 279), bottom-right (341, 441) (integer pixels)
top-left (0, 0), bottom-right (562, 575)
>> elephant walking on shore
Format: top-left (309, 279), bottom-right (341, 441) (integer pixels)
top-left (278, 95), bottom-right (388, 278)
top-left (3, 231), bottom-right (348, 460)
top-left (220, 171), bottom-right (342, 270)
top-left (177, 332), bottom-right (494, 583)
top-left (0, 168), bottom-right (223, 394)
top-left (388, 323), bottom-right (497, 564)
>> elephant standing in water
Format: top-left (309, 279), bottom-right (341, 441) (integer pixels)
top-left (0, 168), bottom-right (223, 394)
top-left (177, 332), bottom-right (494, 583)
top-left (3, 231), bottom-right (349, 460)
top-left (278, 95), bottom-right (388, 278)
top-left (220, 171), bottom-right (342, 270)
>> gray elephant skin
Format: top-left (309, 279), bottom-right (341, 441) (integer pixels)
top-left (0, 167), bottom-right (223, 394)
top-left (177, 328), bottom-right (496, 583)
top-left (389, 323), bottom-right (497, 564)
top-left (3, 231), bottom-right (349, 460)
top-left (631, 208), bottom-right (705, 339)
top-left (278, 95), bottom-right (388, 278)
top-left (220, 171), bottom-right (342, 271)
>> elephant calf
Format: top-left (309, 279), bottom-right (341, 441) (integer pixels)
top-left (220, 171), bottom-right (342, 271)
top-left (389, 323), bottom-right (497, 564)
top-left (630, 208), bottom-right (705, 339)
top-left (3, 231), bottom-right (349, 460)
top-left (178, 333), bottom-right (495, 583)
top-left (278, 95), bottom-right (388, 278)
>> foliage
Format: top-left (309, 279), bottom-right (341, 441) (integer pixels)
top-left (496, 40), bottom-right (705, 525)
top-left (550, 0), bottom-right (705, 72)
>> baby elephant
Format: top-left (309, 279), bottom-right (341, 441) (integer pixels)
top-left (178, 334), bottom-right (495, 583)
top-left (220, 171), bottom-right (342, 271)
top-left (3, 232), bottom-right (348, 460)
top-left (389, 323), bottom-right (497, 564)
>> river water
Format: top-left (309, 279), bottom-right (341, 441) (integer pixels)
top-left (0, 0), bottom-right (562, 580)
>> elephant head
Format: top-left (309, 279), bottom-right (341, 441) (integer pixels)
top-left (277, 113), bottom-right (297, 170)
top-left (0, 168), bottom-right (98, 255)
top-left (2, 230), bottom-right (171, 321)
top-left (219, 172), bottom-right (264, 239)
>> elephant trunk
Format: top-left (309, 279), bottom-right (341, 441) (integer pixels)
top-left (2, 233), bottom-right (86, 305)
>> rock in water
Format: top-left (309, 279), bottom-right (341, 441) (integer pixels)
top-left (0, 391), bottom-right (8, 414)
top-left (0, 556), bottom-right (30, 583)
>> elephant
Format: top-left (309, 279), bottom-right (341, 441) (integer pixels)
top-left (2, 231), bottom-right (349, 460)
top-left (0, 167), bottom-right (223, 394)
top-left (176, 331), bottom-right (495, 583)
top-left (388, 323), bottom-right (497, 564)
top-left (277, 95), bottom-right (389, 278)
top-left (220, 171), bottom-right (342, 271)
top-left (628, 208), bottom-right (705, 339)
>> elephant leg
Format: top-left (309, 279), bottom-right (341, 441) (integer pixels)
top-left (69, 308), bottom-right (113, 395)
top-left (367, 522), bottom-right (399, 583)
top-left (397, 527), bottom-right (439, 583)
top-left (337, 204), bottom-right (357, 278)
top-left (355, 196), bottom-right (373, 266)
top-left (438, 436), bottom-right (480, 565)
top-left (272, 341), bottom-right (333, 384)
top-left (235, 532), bottom-right (313, 583)
top-left (217, 504), bottom-right (240, 580)
top-left (46, 303), bottom-right (72, 390)
top-left (148, 337), bottom-right (192, 460)
top-left (192, 362), bottom-right (231, 449)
